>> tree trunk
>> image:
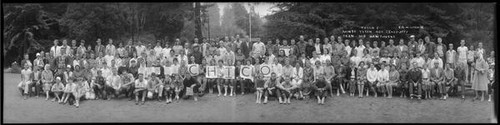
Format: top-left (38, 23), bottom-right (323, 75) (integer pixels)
top-left (195, 2), bottom-right (203, 39)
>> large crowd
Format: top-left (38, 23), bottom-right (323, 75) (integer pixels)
top-left (16, 34), bottom-right (495, 108)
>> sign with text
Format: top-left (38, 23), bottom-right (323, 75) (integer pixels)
top-left (260, 64), bottom-right (271, 77)
top-left (188, 64), bottom-right (199, 76)
top-left (223, 66), bottom-right (235, 79)
top-left (240, 66), bottom-right (253, 80)
top-left (164, 66), bottom-right (172, 76)
top-left (206, 66), bottom-right (217, 78)
top-left (341, 26), bottom-right (423, 41)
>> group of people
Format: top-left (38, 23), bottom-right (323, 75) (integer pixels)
top-left (17, 34), bottom-right (495, 108)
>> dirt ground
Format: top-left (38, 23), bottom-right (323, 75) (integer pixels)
top-left (2, 73), bottom-right (496, 123)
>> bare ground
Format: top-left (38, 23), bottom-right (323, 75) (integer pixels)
top-left (2, 73), bottom-right (496, 123)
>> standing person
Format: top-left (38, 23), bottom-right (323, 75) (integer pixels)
top-left (370, 41), bottom-right (380, 63)
top-left (454, 63), bottom-right (467, 99)
top-left (77, 40), bottom-right (86, 57)
top-left (33, 64), bottom-right (43, 97)
top-left (94, 39), bottom-right (105, 57)
top-left (417, 38), bottom-right (426, 56)
top-left (314, 38), bottom-right (323, 55)
top-left (397, 39), bottom-right (408, 59)
top-left (409, 62), bottom-right (423, 99)
top-left (240, 35), bottom-right (252, 58)
top-left (251, 39), bottom-right (266, 59)
top-left (457, 40), bottom-right (468, 73)
top-left (476, 42), bottom-right (485, 60)
top-left (18, 64), bottom-right (33, 100)
top-left (408, 35), bottom-right (417, 56)
top-left (424, 36), bottom-right (436, 58)
top-left (322, 38), bottom-right (332, 56)
top-left (355, 39), bottom-right (366, 58)
top-left (290, 39), bottom-right (299, 58)
top-left (305, 39), bottom-right (315, 59)
top-left (20, 54), bottom-right (32, 71)
top-left (134, 73), bottom-right (148, 105)
top-left (50, 39), bottom-right (61, 58)
top-left (467, 45), bottom-right (476, 85)
top-left (344, 39), bottom-right (353, 58)
top-left (297, 35), bottom-right (307, 57)
top-left (435, 37), bottom-right (447, 61)
top-left (472, 56), bottom-right (489, 101)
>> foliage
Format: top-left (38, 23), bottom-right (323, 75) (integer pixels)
top-left (263, 3), bottom-right (494, 51)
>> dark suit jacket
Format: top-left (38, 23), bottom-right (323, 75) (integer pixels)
top-left (240, 41), bottom-right (253, 58)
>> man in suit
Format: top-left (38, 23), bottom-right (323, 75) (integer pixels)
top-left (240, 35), bottom-right (253, 58)
top-left (94, 38), bottom-right (105, 57)
top-left (430, 61), bottom-right (445, 99)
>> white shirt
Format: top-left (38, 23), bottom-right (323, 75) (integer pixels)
top-left (50, 45), bottom-right (61, 57)
top-left (367, 68), bottom-right (378, 82)
top-left (355, 45), bottom-right (366, 57)
top-left (314, 44), bottom-right (321, 53)
top-left (477, 48), bottom-right (485, 60)
top-left (104, 55), bottom-right (114, 68)
top-left (377, 69), bottom-right (389, 82)
top-left (162, 48), bottom-right (171, 58)
top-left (106, 44), bottom-right (116, 56)
top-left (446, 50), bottom-right (457, 64)
top-left (272, 63), bottom-right (283, 77)
top-left (457, 46), bottom-right (468, 62)
top-left (136, 45), bottom-right (146, 56)
top-left (345, 46), bottom-right (352, 56)
top-left (292, 66), bottom-right (303, 80)
top-left (415, 57), bottom-right (426, 68)
top-left (252, 42), bottom-right (266, 55)
top-left (431, 58), bottom-right (444, 69)
top-left (154, 46), bottom-right (163, 57)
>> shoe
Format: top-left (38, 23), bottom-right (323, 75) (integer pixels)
top-left (141, 101), bottom-right (145, 105)
top-left (135, 102), bottom-right (139, 105)
top-left (218, 94), bottom-right (221, 96)
top-left (224, 93), bottom-right (227, 96)
top-left (230, 93), bottom-right (233, 97)
top-left (194, 98), bottom-right (198, 101)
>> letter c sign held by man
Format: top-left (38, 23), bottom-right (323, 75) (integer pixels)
top-left (188, 64), bottom-right (199, 76)
top-left (240, 66), bottom-right (253, 79)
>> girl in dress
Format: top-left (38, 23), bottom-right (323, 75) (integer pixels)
top-left (173, 74), bottom-right (184, 102)
top-left (255, 73), bottom-right (265, 104)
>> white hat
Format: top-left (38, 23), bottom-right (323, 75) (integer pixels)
top-left (410, 35), bottom-right (415, 38)
top-left (36, 53), bottom-right (41, 56)
top-left (56, 77), bottom-right (61, 80)
top-left (67, 65), bottom-right (71, 68)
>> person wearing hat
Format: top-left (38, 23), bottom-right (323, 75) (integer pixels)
top-left (33, 53), bottom-right (44, 72)
top-left (18, 63), bottom-right (33, 100)
top-left (51, 77), bottom-right (65, 103)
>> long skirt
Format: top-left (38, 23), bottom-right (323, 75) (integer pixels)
top-left (472, 71), bottom-right (489, 91)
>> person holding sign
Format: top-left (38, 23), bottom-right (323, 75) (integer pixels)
top-left (206, 59), bottom-right (218, 94)
top-left (239, 59), bottom-right (254, 95)
top-left (216, 60), bottom-right (225, 96)
top-left (223, 60), bottom-right (236, 97)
